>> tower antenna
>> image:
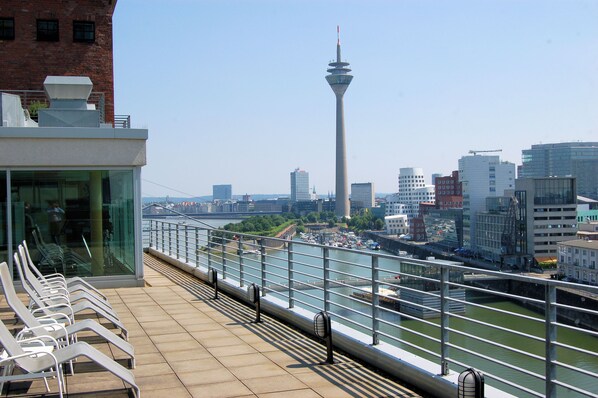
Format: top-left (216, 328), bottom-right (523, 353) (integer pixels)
top-left (337, 25), bottom-right (340, 45)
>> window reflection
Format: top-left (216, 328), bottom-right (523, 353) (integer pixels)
top-left (10, 170), bottom-right (135, 277)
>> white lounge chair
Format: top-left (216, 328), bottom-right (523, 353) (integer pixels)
top-left (0, 297), bottom-right (140, 397)
top-left (0, 262), bottom-right (135, 368)
top-left (17, 245), bottom-right (114, 313)
top-left (22, 240), bottom-right (107, 301)
top-left (13, 252), bottom-right (129, 340)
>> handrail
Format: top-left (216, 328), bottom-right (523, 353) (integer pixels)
top-left (142, 218), bottom-right (598, 398)
top-left (0, 89), bottom-right (106, 123)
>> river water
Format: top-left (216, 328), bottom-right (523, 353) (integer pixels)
top-left (146, 217), bottom-right (598, 397)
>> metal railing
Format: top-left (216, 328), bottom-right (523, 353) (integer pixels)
top-left (143, 219), bottom-right (598, 398)
top-left (114, 115), bottom-right (131, 128)
top-left (0, 89), bottom-right (106, 124)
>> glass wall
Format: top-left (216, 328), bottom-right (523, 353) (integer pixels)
top-left (9, 169), bottom-right (135, 277)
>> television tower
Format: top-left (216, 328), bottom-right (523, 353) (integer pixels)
top-left (326, 26), bottom-right (353, 219)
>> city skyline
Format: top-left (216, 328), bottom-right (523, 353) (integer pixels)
top-left (114, 1), bottom-right (598, 198)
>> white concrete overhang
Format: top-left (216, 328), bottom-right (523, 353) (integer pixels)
top-left (0, 127), bottom-right (148, 167)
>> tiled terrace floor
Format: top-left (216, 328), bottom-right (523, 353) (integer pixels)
top-left (1, 254), bottom-right (424, 397)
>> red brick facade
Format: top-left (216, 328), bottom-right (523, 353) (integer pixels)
top-left (435, 170), bottom-right (463, 210)
top-left (0, 0), bottom-right (117, 123)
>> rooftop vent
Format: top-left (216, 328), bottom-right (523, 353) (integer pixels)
top-left (39, 76), bottom-right (100, 127)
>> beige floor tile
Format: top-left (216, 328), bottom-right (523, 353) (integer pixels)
top-left (257, 389), bottom-right (321, 398)
top-left (169, 357), bottom-right (224, 373)
top-left (187, 380), bottom-right (253, 398)
top-left (242, 374), bottom-right (308, 394)
top-left (177, 367), bottom-right (237, 387)
top-left (228, 363), bottom-right (287, 380)
top-left (133, 362), bottom-right (174, 377)
top-left (217, 352), bottom-right (271, 368)
top-left (208, 343), bottom-right (259, 358)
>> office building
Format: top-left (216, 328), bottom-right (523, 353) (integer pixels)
top-left (515, 177), bottom-right (577, 260)
top-left (0, 0), bottom-right (118, 124)
top-left (459, 155), bottom-right (515, 250)
top-left (213, 184), bottom-right (232, 201)
top-left (326, 27), bottom-right (353, 218)
top-left (520, 142), bottom-right (598, 200)
top-left (290, 168), bottom-right (310, 202)
top-left (351, 182), bottom-right (375, 209)
top-left (385, 214), bottom-right (409, 236)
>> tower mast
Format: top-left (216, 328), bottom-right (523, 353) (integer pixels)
top-left (326, 26), bottom-right (353, 219)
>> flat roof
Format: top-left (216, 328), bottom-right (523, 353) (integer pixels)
top-left (559, 239), bottom-right (598, 249)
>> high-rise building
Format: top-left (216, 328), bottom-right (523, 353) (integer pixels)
top-left (459, 155), bottom-right (515, 249)
top-left (0, 0), bottom-right (118, 124)
top-left (213, 184), bottom-right (232, 201)
top-left (351, 182), bottom-right (375, 209)
top-left (520, 142), bottom-right (598, 200)
top-left (326, 27), bottom-right (353, 218)
top-left (290, 168), bottom-right (310, 202)
top-left (515, 177), bottom-right (577, 260)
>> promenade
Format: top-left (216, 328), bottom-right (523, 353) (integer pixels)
top-left (1, 253), bottom-right (424, 398)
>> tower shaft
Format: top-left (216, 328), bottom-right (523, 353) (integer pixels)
top-left (326, 27), bottom-right (353, 219)
top-left (335, 94), bottom-right (349, 218)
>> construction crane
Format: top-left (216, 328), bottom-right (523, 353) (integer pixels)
top-left (469, 149), bottom-right (502, 155)
top-left (501, 196), bottom-right (519, 256)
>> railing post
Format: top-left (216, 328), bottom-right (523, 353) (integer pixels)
top-left (168, 222), bottom-right (172, 256)
top-left (149, 220), bottom-right (154, 248)
top-left (288, 241), bottom-right (294, 308)
top-left (371, 255), bottom-right (379, 345)
top-left (545, 284), bottom-right (557, 398)
top-left (185, 225), bottom-right (189, 263)
top-left (221, 233), bottom-right (227, 279)
top-left (440, 264), bottom-right (450, 376)
top-left (238, 236), bottom-right (244, 287)
top-left (160, 221), bottom-right (165, 252)
top-left (323, 247), bottom-right (330, 312)
top-left (175, 223), bottom-right (181, 259)
top-left (207, 230), bottom-right (212, 268)
top-left (260, 239), bottom-right (266, 296)
top-left (194, 228), bottom-right (199, 266)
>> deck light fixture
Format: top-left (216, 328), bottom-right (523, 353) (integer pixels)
top-left (208, 268), bottom-right (218, 299)
top-left (247, 283), bottom-right (261, 323)
top-left (458, 368), bottom-right (484, 398)
top-left (314, 311), bottom-right (334, 364)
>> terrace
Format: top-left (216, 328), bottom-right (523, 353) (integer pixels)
top-left (0, 253), bottom-right (423, 397)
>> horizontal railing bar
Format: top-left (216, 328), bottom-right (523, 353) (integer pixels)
top-left (448, 312), bottom-right (546, 343)
top-left (551, 379), bottom-right (596, 397)
top-left (553, 341), bottom-right (598, 357)
top-left (447, 280), bottom-right (547, 306)
top-left (554, 301), bottom-right (598, 317)
top-left (328, 310), bottom-right (371, 331)
top-left (553, 360), bottom-right (598, 379)
top-left (376, 329), bottom-right (441, 358)
top-left (552, 321), bottom-right (598, 338)
top-left (446, 344), bottom-right (545, 381)
top-left (447, 327), bottom-right (545, 362)
top-left (446, 295), bottom-right (544, 324)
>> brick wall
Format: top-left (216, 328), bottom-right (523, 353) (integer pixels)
top-left (0, 0), bottom-right (117, 123)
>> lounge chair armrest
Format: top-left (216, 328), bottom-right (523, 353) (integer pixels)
top-left (36, 312), bottom-right (72, 325)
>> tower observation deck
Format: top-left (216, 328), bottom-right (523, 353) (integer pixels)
top-left (326, 26), bottom-right (353, 219)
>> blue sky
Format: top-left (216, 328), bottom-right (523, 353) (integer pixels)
top-left (113, 0), bottom-right (598, 198)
